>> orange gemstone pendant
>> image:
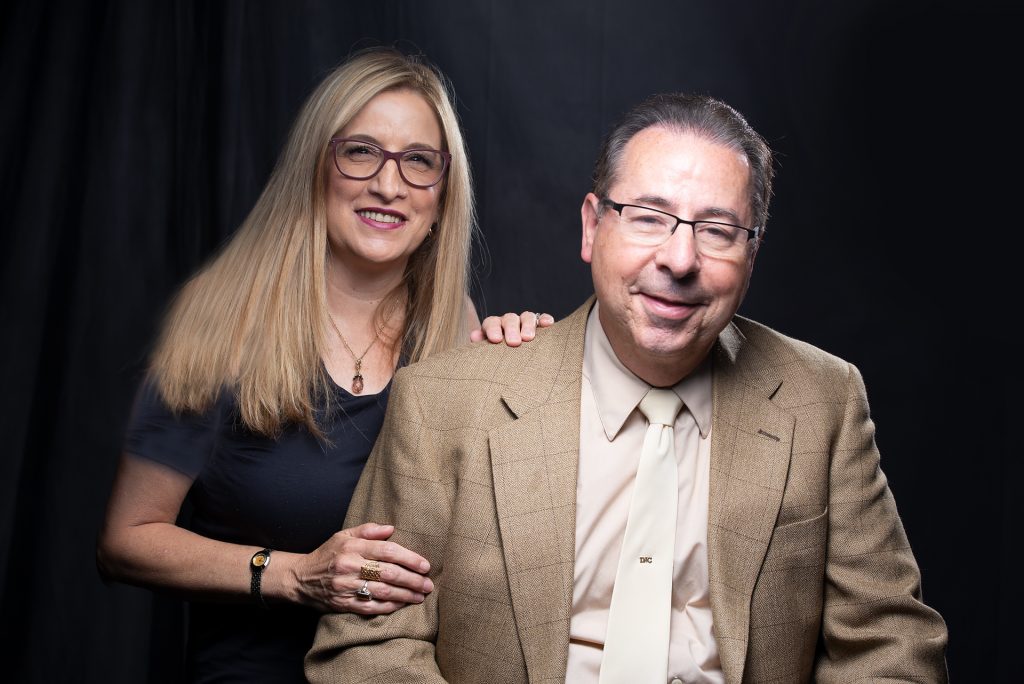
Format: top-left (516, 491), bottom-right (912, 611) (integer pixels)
top-left (351, 358), bottom-right (364, 394)
top-left (328, 312), bottom-right (391, 397)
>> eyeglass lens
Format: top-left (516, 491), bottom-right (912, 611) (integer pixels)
top-left (613, 204), bottom-right (749, 256)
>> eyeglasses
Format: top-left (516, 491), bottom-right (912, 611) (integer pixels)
top-left (599, 198), bottom-right (760, 257)
top-left (329, 138), bottom-right (451, 188)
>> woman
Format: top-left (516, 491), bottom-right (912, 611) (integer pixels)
top-left (97, 48), bottom-right (550, 682)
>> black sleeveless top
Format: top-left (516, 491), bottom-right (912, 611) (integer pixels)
top-left (125, 377), bottom-right (391, 683)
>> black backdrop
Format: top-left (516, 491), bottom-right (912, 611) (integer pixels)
top-left (2, 1), bottom-right (1020, 681)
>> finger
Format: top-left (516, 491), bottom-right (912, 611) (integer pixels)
top-left (330, 577), bottom-right (427, 614)
top-left (469, 328), bottom-right (485, 342)
top-left (478, 316), bottom-right (500, 343)
top-left (330, 556), bottom-right (433, 592)
top-left (344, 522), bottom-right (395, 541)
top-left (519, 310), bottom-right (538, 341)
top-left (537, 312), bottom-right (554, 328)
top-left (362, 560), bottom-right (435, 593)
top-left (339, 597), bottom-right (409, 616)
top-left (498, 312), bottom-right (522, 346)
top-left (363, 579), bottom-right (427, 604)
top-left (366, 539), bottom-right (431, 574)
top-left (482, 314), bottom-right (513, 345)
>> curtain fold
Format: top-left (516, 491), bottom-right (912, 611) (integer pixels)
top-left (0, 1), bottom-right (1016, 680)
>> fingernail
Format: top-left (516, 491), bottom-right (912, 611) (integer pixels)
top-left (420, 560), bottom-right (430, 573)
top-left (423, 578), bottom-right (434, 592)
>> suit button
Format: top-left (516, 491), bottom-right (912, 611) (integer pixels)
top-left (669, 679), bottom-right (684, 684)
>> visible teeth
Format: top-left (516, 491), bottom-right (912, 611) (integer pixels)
top-left (358, 210), bottom-right (401, 223)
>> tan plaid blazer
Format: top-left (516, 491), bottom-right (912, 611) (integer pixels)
top-left (306, 299), bottom-right (948, 683)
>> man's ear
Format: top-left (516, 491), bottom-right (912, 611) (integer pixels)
top-left (581, 192), bottom-right (601, 264)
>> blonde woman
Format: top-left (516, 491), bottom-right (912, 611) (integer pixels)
top-left (97, 48), bottom-right (551, 682)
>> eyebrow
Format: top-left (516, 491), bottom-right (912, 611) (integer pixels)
top-left (632, 194), bottom-right (745, 225)
top-left (342, 133), bottom-right (441, 151)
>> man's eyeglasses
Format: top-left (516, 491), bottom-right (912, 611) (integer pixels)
top-left (599, 198), bottom-right (761, 257)
top-left (329, 138), bottom-right (451, 188)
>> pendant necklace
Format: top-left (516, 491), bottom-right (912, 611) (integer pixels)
top-left (327, 310), bottom-right (391, 394)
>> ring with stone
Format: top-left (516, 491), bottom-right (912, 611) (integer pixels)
top-left (359, 560), bottom-right (382, 581)
top-left (355, 580), bottom-right (373, 601)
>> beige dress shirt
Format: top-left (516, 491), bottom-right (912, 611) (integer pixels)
top-left (566, 304), bottom-right (723, 684)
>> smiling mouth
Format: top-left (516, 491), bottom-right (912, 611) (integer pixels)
top-left (638, 292), bottom-right (704, 319)
top-left (357, 210), bottom-right (405, 224)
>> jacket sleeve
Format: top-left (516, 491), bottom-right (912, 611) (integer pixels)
top-left (815, 363), bottom-right (948, 682)
top-left (305, 369), bottom-right (453, 683)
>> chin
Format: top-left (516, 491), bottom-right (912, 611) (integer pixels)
top-left (633, 328), bottom-right (698, 358)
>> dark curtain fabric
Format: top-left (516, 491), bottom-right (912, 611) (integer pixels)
top-left (1, 1), bottom-right (1019, 680)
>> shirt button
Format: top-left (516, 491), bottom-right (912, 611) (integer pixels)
top-left (669, 678), bottom-right (684, 684)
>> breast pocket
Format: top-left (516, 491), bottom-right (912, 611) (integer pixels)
top-left (761, 507), bottom-right (828, 571)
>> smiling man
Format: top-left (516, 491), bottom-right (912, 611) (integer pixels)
top-left (307, 94), bottom-right (948, 684)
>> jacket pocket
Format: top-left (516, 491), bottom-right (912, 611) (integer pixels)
top-left (761, 507), bottom-right (828, 571)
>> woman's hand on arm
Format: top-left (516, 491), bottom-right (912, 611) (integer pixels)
top-left (274, 522), bottom-right (434, 615)
top-left (97, 454), bottom-right (432, 615)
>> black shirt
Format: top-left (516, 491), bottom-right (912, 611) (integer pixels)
top-left (125, 378), bottom-right (391, 683)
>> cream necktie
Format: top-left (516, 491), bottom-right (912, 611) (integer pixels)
top-left (599, 387), bottom-right (684, 684)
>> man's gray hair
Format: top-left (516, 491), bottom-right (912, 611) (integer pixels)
top-left (592, 93), bottom-right (774, 233)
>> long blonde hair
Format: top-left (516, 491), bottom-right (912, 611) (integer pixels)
top-left (150, 48), bottom-right (476, 436)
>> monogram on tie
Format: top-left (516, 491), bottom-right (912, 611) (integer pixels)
top-left (599, 387), bottom-right (683, 683)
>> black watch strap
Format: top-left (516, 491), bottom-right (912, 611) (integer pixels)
top-left (250, 548), bottom-right (272, 609)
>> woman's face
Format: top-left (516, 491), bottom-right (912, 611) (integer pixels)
top-left (324, 88), bottom-right (444, 278)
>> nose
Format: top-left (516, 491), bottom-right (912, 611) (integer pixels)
top-left (653, 224), bottom-right (701, 279)
top-left (368, 158), bottom-right (408, 200)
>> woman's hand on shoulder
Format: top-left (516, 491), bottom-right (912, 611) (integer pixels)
top-left (471, 311), bottom-right (555, 346)
top-left (278, 522), bottom-right (433, 615)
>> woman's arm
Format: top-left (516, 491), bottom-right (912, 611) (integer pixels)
top-left (97, 453), bottom-right (433, 615)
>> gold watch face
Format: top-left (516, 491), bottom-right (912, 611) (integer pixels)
top-left (252, 552), bottom-right (269, 568)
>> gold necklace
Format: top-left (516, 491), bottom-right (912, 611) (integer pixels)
top-left (327, 310), bottom-right (391, 394)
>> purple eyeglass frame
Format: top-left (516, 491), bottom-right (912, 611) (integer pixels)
top-left (328, 137), bottom-right (451, 188)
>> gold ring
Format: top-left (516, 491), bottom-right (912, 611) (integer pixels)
top-left (359, 560), bottom-right (382, 581)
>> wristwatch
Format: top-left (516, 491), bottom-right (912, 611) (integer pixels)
top-left (249, 548), bottom-right (272, 609)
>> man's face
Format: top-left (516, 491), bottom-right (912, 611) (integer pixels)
top-left (581, 126), bottom-right (757, 385)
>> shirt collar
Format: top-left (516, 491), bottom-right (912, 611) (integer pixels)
top-left (582, 302), bottom-right (712, 440)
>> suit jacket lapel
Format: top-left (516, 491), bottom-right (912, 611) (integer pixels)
top-left (490, 299), bottom-right (592, 683)
top-left (708, 321), bottom-right (795, 683)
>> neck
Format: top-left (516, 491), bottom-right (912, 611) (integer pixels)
top-left (623, 351), bottom-right (707, 388)
top-left (326, 251), bottom-right (406, 320)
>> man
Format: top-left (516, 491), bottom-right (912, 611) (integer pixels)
top-left (307, 93), bottom-right (948, 683)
